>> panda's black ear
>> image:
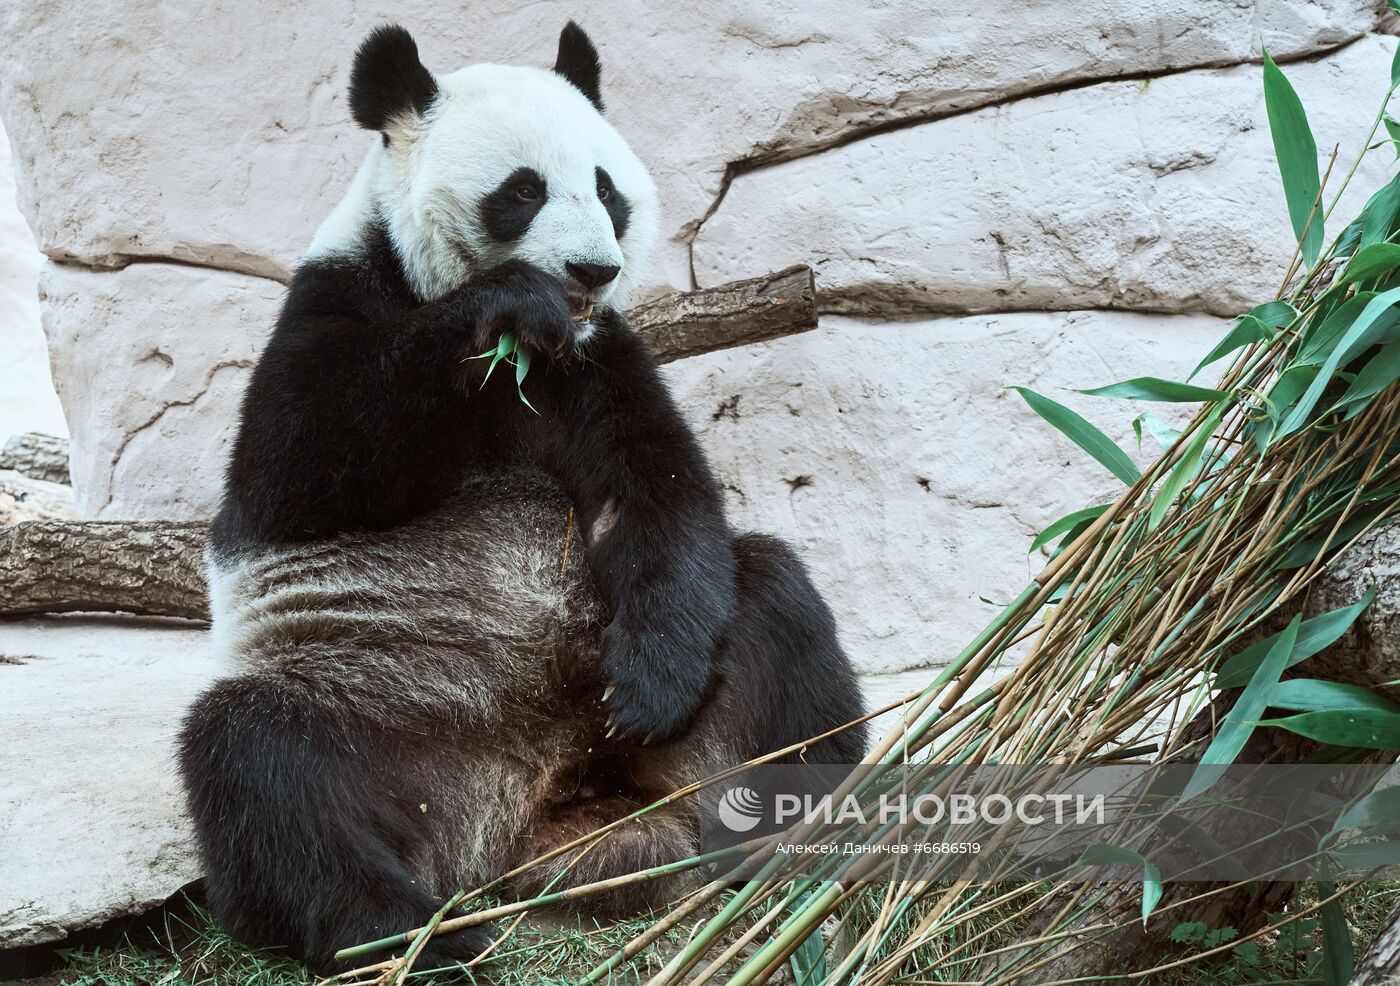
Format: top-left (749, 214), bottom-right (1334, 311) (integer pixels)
top-left (553, 21), bottom-right (603, 112)
top-left (349, 25), bottom-right (438, 133)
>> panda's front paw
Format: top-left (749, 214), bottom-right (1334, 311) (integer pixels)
top-left (473, 261), bottom-right (576, 356)
top-left (599, 621), bottom-right (712, 743)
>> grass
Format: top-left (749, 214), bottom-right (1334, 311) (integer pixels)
top-left (15, 883), bottom-right (1395, 985)
top-left (15, 892), bottom-right (690, 986)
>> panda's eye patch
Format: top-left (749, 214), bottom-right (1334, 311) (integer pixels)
top-left (480, 167), bottom-right (548, 242)
top-left (594, 167), bottom-right (631, 240)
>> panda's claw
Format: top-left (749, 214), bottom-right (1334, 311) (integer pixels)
top-left (601, 685), bottom-right (615, 703)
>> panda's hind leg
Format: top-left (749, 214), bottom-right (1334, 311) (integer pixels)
top-left (507, 753), bottom-right (703, 917)
top-left (177, 673), bottom-right (496, 975)
top-left (709, 532), bottom-right (869, 764)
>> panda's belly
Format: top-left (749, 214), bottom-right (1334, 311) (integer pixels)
top-left (206, 472), bottom-right (607, 722)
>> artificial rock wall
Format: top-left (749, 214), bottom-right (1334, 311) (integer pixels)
top-left (1, 1), bottom-right (1395, 674)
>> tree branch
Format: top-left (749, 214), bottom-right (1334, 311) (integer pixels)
top-left (628, 264), bottom-right (817, 363)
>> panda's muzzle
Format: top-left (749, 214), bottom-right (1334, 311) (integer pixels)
top-left (567, 294), bottom-right (595, 323)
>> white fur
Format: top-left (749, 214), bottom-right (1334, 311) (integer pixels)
top-left (307, 63), bottom-right (658, 307)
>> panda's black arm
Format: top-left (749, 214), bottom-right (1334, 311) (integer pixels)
top-left (215, 289), bottom-right (480, 546)
top-left (214, 258), bottom-right (587, 547)
top-left (534, 311), bottom-right (739, 741)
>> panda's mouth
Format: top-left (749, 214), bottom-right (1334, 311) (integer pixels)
top-left (567, 295), bottom-right (595, 323)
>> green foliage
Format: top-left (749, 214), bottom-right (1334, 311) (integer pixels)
top-left (1260, 708), bottom-right (1400, 749)
top-left (1079, 377), bottom-right (1232, 403)
top-left (1185, 615), bottom-right (1302, 800)
top-left (1075, 844), bottom-right (1162, 926)
top-left (1213, 590), bottom-right (1375, 688)
top-left (1262, 49), bottom-right (1324, 266)
top-left (1029, 504), bottom-right (1110, 553)
top-left (470, 331), bottom-right (538, 412)
top-left (1318, 889), bottom-right (1355, 986)
top-left (1008, 386), bottom-right (1140, 486)
top-left (1169, 920), bottom-right (1238, 948)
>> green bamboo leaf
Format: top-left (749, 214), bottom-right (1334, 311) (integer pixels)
top-left (1029, 504), bottom-right (1110, 553)
top-left (1392, 40), bottom-right (1400, 87)
top-left (1341, 242), bottom-right (1400, 284)
top-left (1263, 49), bottom-right (1323, 266)
top-left (1191, 315), bottom-right (1278, 379)
top-left (481, 332), bottom-right (515, 387)
top-left (1075, 845), bottom-right (1162, 926)
top-left (1251, 300), bottom-right (1304, 327)
top-left (1330, 343), bottom-right (1400, 412)
top-left (1334, 786), bottom-right (1400, 833)
top-left (1149, 404), bottom-right (1223, 530)
top-left (1079, 377), bottom-right (1231, 402)
top-left (1361, 174), bottom-right (1400, 248)
top-left (1132, 412), bottom-right (1182, 452)
top-left (515, 353), bottom-right (540, 414)
top-left (1386, 115), bottom-right (1400, 159)
top-left (1260, 709), bottom-right (1400, 749)
top-left (1271, 679), bottom-right (1400, 714)
top-left (1185, 614), bottom-right (1302, 801)
top-left (1009, 387), bottom-right (1140, 486)
top-left (1283, 511), bottom-right (1391, 569)
top-left (1298, 294), bottom-right (1376, 365)
top-left (1215, 590), bottom-right (1375, 688)
top-left (1335, 838), bottom-right (1400, 869)
top-left (788, 923), bottom-right (828, 986)
top-left (1318, 890), bottom-right (1354, 986)
top-left (1280, 286), bottom-right (1400, 435)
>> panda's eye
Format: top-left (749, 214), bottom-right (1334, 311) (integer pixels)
top-left (597, 185), bottom-right (610, 201)
top-left (514, 184), bottom-right (539, 202)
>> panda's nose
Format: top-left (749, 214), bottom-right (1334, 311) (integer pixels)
top-left (565, 261), bottom-right (621, 291)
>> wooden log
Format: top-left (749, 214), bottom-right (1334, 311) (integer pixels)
top-left (0, 267), bottom-right (819, 621)
top-left (1353, 900), bottom-right (1400, 985)
top-left (628, 264), bottom-right (817, 364)
top-left (0, 431), bottom-right (70, 485)
top-left (0, 469), bottom-right (74, 525)
top-left (0, 521), bottom-right (209, 620)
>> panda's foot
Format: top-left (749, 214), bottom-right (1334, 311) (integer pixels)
top-left (600, 621), bottom-right (710, 742)
top-left (409, 924), bottom-right (498, 982)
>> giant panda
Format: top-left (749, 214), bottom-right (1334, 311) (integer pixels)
top-left (178, 21), bottom-right (867, 975)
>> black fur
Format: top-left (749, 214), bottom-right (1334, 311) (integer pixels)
top-left (178, 677), bottom-right (497, 971)
top-left (595, 167), bottom-right (631, 240)
top-left (479, 167), bottom-right (548, 242)
top-left (213, 219), bottom-right (734, 740)
top-left (553, 21), bottom-right (603, 111)
top-left (349, 25), bottom-right (438, 133)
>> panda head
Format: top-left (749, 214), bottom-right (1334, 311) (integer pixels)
top-left (309, 22), bottom-right (658, 315)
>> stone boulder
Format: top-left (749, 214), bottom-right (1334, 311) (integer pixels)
top-left (0, 616), bottom-right (224, 947)
top-left (694, 35), bottom-right (1397, 316)
top-left (0, 1), bottom-right (1384, 293)
top-left (665, 310), bottom-right (1224, 673)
